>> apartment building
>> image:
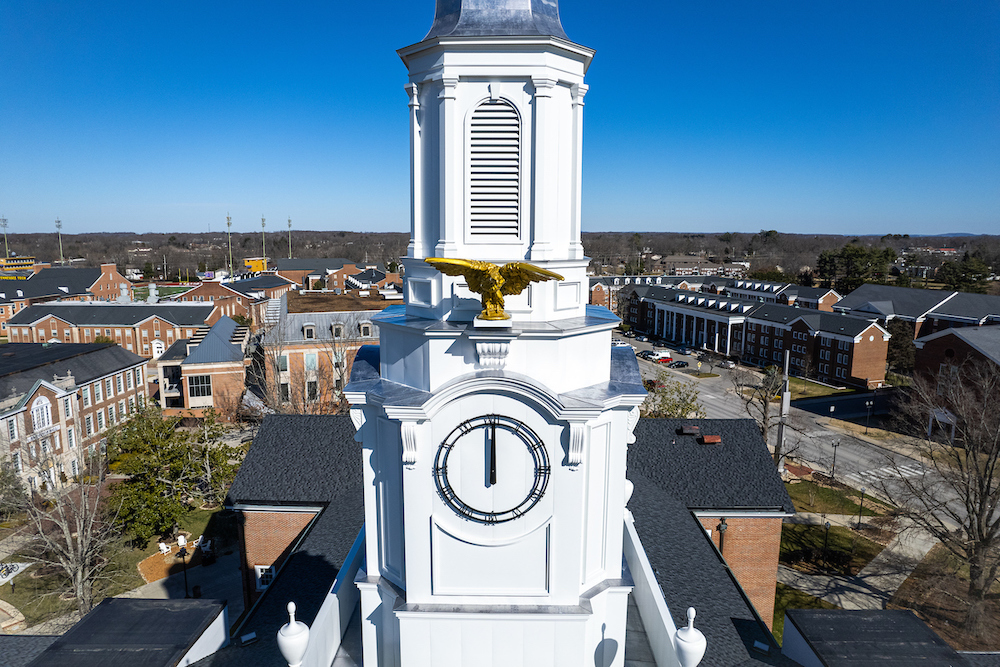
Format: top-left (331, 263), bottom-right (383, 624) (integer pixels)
top-left (152, 316), bottom-right (251, 420)
top-left (834, 284), bottom-right (1000, 338)
top-left (0, 263), bottom-right (132, 337)
top-left (7, 303), bottom-right (216, 358)
top-left (171, 274), bottom-right (296, 329)
top-left (0, 343), bottom-right (148, 490)
top-left (256, 291), bottom-right (386, 412)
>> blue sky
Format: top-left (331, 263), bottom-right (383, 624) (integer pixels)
top-left (1, 1), bottom-right (997, 236)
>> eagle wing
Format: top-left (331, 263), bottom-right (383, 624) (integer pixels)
top-left (498, 262), bottom-right (565, 296)
top-left (424, 257), bottom-right (496, 295)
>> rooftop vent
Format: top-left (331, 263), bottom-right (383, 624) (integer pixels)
top-left (699, 435), bottom-right (722, 445)
top-left (679, 425), bottom-right (700, 436)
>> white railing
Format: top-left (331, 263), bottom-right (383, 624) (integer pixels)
top-left (301, 526), bottom-right (365, 667)
top-left (623, 512), bottom-right (682, 667)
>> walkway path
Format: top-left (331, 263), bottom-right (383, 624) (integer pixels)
top-left (778, 514), bottom-right (938, 610)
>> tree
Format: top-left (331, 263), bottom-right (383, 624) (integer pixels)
top-left (878, 362), bottom-right (1000, 636)
top-left (0, 453), bottom-right (124, 616)
top-left (937, 253), bottom-right (991, 294)
top-left (731, 366), bottom-right (785, 460)
top-left (106, 405), bottom-right (241, 542)
top-left (642, 370), bottom-right (705, 419)
top-left (885, 318), bottom-right (915, 374)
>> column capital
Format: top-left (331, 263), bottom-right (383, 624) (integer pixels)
top-left (532, 76), bottom-right (558, 97)
top-left (438, 77), bottom-right (459, 99)
top-left (571, 83), bottom-right (589, 106)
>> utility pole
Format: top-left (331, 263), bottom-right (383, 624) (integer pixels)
top-left (0, 216), bottom-right (8, 258)
top-left (261, 216), bottom-right (266, 271)
top-left (774, 349), bottom-right (791, 469)
top-left (287, 217), bottom-right (292, 259)
top-left (226, 214), bottom-right (234, 278)
top-left (55, 218), bottom-right (64, 264)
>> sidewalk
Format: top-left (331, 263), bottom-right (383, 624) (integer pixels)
top-left (778, 515), bottom-right (937, 610)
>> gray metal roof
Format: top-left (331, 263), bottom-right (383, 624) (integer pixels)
top-left (783, 609), bottom-right (970, 667)
top-left (423, 0), bottom-right (569, 40)
top-left (223, 274), bottom-right (294, 297)
top-left (926, 291), bottom-right (1000, 322)
top-left (27, 598), bottom-right (225, 667)
top-left (834, 284), bottom-right (954, 321)
top-left (182, 317), bottom-right (244, 365)
top-left (0, 343), bottom-right (145, 399)
top-left (8, 303), bottom-right (215, 327)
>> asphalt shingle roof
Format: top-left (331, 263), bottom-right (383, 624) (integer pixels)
top-left (0, 343), bottom-right (145, 398)
top-left (8, 303), bottom-right (215, 327)
top-left (750, 304), bottom-right (878, 338)
top-left (917, 325), bottom-right (1000, 366)
top-left (2, 267), bottom-right (101, 300)
top-left (926, 292), bottom-right (1000, 322)
top-left (183, 317), bottom-right (243, 365)
top-left (272, 258), bottom-right (359, 272)
top-left (834, 284), bottom-right (953, 321)
top-left (223, 275), bottom-right (294, 297)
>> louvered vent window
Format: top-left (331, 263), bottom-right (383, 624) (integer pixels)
top-left (469, 99), bottom-right (520, 237)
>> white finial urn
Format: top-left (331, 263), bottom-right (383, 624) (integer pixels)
top-left (674, 607), bottom-right (707, 667)
top-left (277, 601), bottom-right (310, 667)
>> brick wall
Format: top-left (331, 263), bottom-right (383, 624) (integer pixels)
top-left (240, 510), bottom-right (317, 607)
top-left (914, 333), bottom-right (990, 380)
top-left (698, 515), bottom-right (783, 629)
top-left (849, 325), bottom-right (889, 388)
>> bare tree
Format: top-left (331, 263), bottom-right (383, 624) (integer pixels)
top-left (876, 361), bottom-right (1000, 637)
top-left (641, 369), bottom-right (706, 419)
top-left (0, 450), bottom-right (123, 617)
top-left (731, 365), bottom-right (785, 462)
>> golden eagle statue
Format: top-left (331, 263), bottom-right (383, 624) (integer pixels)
top-left (425, 258), bottom-right (564, 320)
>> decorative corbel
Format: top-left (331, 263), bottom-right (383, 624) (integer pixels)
top-left (532, 76), bottom-right (558, 98)
top-left (571, 83), bottom-right (589, 107)
top-left (350, 407), bottom-right (366, 431)
top-left (626, 406), bottom-right (640, 444)
top-left (567, 422), bottom-right (587, 466)
top-left (404, 83), bottom-right (420, 109)
top-left (401, 421), bottom-right (419, 465)
top-left (475, 340), bottom-right (510, 370)
top-left (438, 77), bottom-right (459, 100)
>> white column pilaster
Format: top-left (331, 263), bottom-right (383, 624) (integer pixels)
top-left (435, 77), bottom-right (460, 257)
top-left (569, 83), bottom-right (588, 260)
top-left (406, 83), bottom-right (423, 259)
top-left (529, 76), bottom-right (558, 261)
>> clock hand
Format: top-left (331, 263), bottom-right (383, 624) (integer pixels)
top-left (489, 422), bottom-right (497, 486)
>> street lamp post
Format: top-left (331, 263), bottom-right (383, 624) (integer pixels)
top-left (831, 440), bottom-right (840, 480)
top-left (823, 521), bottom-right (831, 571)
top-left (261, 217), bottom-right (267, 271)
top-left (287, 217), bottom-right (292, 259)
top-left (857, 487), bottom-right (867, 530)
top-left (178, 546), bottom-right (190, 598)
top-left (865, 399), bottom-right (874, 434)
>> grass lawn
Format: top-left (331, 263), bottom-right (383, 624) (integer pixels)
top-left (787, 377), bottom-right (855, 400)
top-left (780, 523), bottom-right (884, 576)
top-left (133, 284), bottom-right (197, 300)
top-left (773, 582), bottom-right (839, 644)
top-left (785, 480), bottom-right (884, 516)
top-left (0, 506), bottom-right (232, 629)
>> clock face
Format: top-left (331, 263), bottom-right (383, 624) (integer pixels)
top-left (433, 414), bottom-right (550, 524)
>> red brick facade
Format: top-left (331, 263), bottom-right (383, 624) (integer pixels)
top-left (698, 515), bottom-right (783, 629)
top-left (238, 510), bottom-right (317, 608)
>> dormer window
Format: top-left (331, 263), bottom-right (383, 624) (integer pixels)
top-left (303, 323), bottom-right (316, 340)
top-left (333, 325), bottom-right (344, 339)
top-left (360, 323), bottom-right (372, 338)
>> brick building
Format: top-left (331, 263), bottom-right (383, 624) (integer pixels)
top-left (272, 258), bottom-right (391, 292)
top-left (834, 283), bottom-right (1000, 339)
top-left (256, 291), bottom-right (386, 412)
top-left (0, 343), bottom-right (148, 490)
top-left (171, 274), bottom-right (296, 329)
top-left (624, 286), bottom-right (890, 388)
top-left (151, 316), bottom-right (251, 420)
top-left (0, 263), bottom-right (132, 338)
top-left (6, 303), bottom-right (216, 358)
top-left (914, 325), bottom-right (1000, 381)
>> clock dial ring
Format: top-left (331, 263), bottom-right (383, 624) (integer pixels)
top-left (433, 414), bottom-right (550, 524)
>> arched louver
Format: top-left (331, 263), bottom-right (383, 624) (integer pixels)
top-left (469, 99), bottom-right (520, 236)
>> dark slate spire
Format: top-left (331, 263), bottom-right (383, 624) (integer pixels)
top-left (424, 0), bottom-right (569, 41)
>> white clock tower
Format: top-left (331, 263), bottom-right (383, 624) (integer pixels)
top-left (345, 2), bottom-right (647, 665)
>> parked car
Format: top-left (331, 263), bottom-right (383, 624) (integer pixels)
top-left (720, 360), bottom-right (736, 369)
top-left (676, 346), bottom-right (690, 355)
top-left (655, 356), bottom-right (674, 364)
top-left (637, 350), bottom-right (655, 360)
top-left (653, 340), bottom-right (668, 348)
top-left (668, 360), bottom-right (689, 369)
top-left (623, 331), bottom-right (635, 338)
top-left (635, 335), bottom-right (649, 342)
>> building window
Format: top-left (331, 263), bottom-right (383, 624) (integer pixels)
top-left (189, 375), bottom-right (212, 398)
top-left (360, 324), bottom-right (371, 337)
top-left (71, 459), bottom-right (78, 477)
top-left (307, 381), bottom-right (318, 402)
top-left (94, 383), bottom-right (103, 404)
top-left (128, 396), bottom-right (136, 411)
top-left (31, 396), bottom-right (53, 431)
top-left (116, 374), bottom-right (123, 394)
top-left (12, 452), bottom-right (21, 473)
top-left (105, 378), bottom-right (114, 398)
top-left (85, 415), bottom-right (93, 436)
top-left (278, 355), bottom-right (288, 372)
top-left (108, 404), bottom-right (115, 425)
top-left (305, 353), bottom-right (318, 371)
top-left (62, 397), bottom-right (72, 419)
top-left (41, 438), bottom-right (49, 454)
top-left (135, 367), bottom-right (143, 385)
top-left (279, 383), bottom-right (290, 403)
top-left (333, 325), bottom-right (343, 339)
top-left (7, 419), bottom-right (17, 442)
top-left (304, 326), bottom-right (315, 339)
top-left (97, 411), bottom-right (105, 432)
top-left (67, 427), bottom-right (75, 449)
top-left (127, 372), bottom-right (134, 390)
top-left (119, 400), bottom-right (126, 418)
top-left (255, 565), bottom-right (275, 591)
top-left (468, 97), bottom-right (521, 237)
